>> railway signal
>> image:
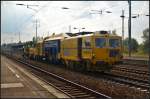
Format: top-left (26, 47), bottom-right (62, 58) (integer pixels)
top-left (128, 0), bottom-right (131, 57)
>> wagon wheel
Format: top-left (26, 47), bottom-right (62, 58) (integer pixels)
top-left (80, 61), bottom-right (86, 71)
top-left (69, 61), bottom-right (75, 70)
top-left (65, 60), bottom-right (69, 69)
top-left (48, 56), bottom-right (52, 63)
top-left (74, 61), bottom-right (80, 71)
top-left (61, 59), bottom-right (66, 66)
top-left (86, 60), bottom-right (91, 71)
top-left (68, 61), bottom-right (74, 70)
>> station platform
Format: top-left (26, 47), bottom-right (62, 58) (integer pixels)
top-left (1, 56), bottom-right (69, 98)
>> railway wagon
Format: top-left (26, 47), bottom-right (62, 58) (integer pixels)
top-left (61, 31), bottom-right (122, 71)
top-left (23, 41), bottom-right (34, 58)
top-left (32, 40), bottom-right (45, 60)
top-left (23, 33), bottom-right (70, 62)
top-left (43, 33), bottom-right (69, 63)
top-left (23, 42), bottom-right (44, 60)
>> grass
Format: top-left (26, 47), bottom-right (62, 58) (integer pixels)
top-left (123, 52), bottom-right (149, 59)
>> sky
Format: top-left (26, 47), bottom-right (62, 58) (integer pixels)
top-left (1, 1), bottom-right (149, 44)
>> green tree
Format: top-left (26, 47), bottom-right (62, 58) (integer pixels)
top-left (32, 37), bottom-right (36, 43)
top-left (142, 28), bottom-right (149, 53)
top-left (112, 29), bottom-right (117, 35)
top-left (33, 36), bottom-right (42, 42)
top-left (123, 38), bottom-right (139, 53)
top-left (32, 37), bottom-right (37, 47)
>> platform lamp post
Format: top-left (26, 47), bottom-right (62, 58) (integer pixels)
top-left (61, 7), bottom-right (72, 33)
top-left (16, 3), bottom-right (39, 43)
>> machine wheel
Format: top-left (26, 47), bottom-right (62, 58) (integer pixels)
top-left (85, 60), bottom-right (92, 71)
top-left (73, 61), bottom-right (79, 71)
top-left (65, 60), bottom-right (69, 69)
top-left (70, 61), bottom-right (74, 70)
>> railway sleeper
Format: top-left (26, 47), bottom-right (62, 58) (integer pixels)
top-left (68, 92), bottom-right (88, 96)
top-left (58, 85), bottom-right (76, 89)
top-left (53, 83), bottom-right (67, 86)
top-left (56, 84), bottom-right (73, 87)
top-left (68, 90), bottom-right (83, 93)
top-left (86, 96), bottom-right (97, 99)
top-left (61, 88), bottom-right (83, 93)
top-left (67, 91), bottom-right (87, 94)
top-left (53, 83), bottom-right (72, 87)
top-left (59, 87), bottom-right (76, 91)
top-left (72, 94), bottom-right (94, 98)
top-left (62, 89), bottom-right (80, 92)
top-left (61, 89), bottom-right (74, 92)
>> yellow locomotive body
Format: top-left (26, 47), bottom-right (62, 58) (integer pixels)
top-left (35, 41), bottom-right (43, 56)
top-left (24, 31), bottom-right (122, 72)
top-left (43, 33), bottom-right (69, 63)
top-left (23, 41), bottom-right (33, 58)
top-left (28, 47), bottom-right (36, 58)
top-left (33, 41), bottom-right (44, 59)
top-left (24, 40), bottom-right (44, 59)
top-left (61, 37), bottom-right (79, 61)
top-left (61, 31), bottom-right (122, 71)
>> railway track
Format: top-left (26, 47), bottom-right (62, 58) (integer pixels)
top-left (103, 72), bottom-right (149, 90)
top-left (123, 58), bottom-right (149, 66)
top-left (21, 57), bottom-right (150, 91)
top-left (84, 70), bottom-right (150, 91)
top-left (4, 54), bottom-right (150, 94)
top-left (111, 65), bottom-right (149, 82)
top-left (5, 55), bottom-right (111, 99)
top-left (113, 65), bottom-right (149, 75)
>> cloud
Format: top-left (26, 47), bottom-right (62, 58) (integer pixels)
top-left (1, 1), bottom-right (149, 44)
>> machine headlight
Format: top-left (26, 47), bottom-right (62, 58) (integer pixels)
top-left (92, 53), bottom-right (95, 59)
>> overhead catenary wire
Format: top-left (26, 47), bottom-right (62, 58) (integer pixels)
top-left (44, 2), bottom-right (130, 33)
top-left (12, 1), bottom-right (149, 38)
top-left (16, 2), bottom-right (76, 34)
top-left (18, 2), bottom-right (130, 34)
top-left (16, 2), bottom-right (51, 32)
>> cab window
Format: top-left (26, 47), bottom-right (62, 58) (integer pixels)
top-left (83, 38), bottom-right (91, 48)
top-left (95, 38), bottom-right (106, 48)
top-left (85, 41), bottom-right (91, 47)
top-left (109, 39), bottom-right (120, 48)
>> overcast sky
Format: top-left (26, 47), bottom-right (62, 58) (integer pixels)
top-left (1, 1), bottom-right (149, 44)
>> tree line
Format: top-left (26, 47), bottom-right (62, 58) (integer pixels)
top-left (123, 28), bottom-right (149, 54)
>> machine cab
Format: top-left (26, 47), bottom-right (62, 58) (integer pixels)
top-left (93, 31), bottom-right (122, 65)
top-left (108, 36), bottom-right (122, 64)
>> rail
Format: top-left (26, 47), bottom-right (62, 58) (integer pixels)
top-left (4, 54), bottom-right (111, 99)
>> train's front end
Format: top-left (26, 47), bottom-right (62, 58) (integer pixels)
top-left (91, 31), bottom-right (122, 71)
top-left (92, 34), bottom-right (111, 71)
top-left (108, 36), bottom-right (123, 65)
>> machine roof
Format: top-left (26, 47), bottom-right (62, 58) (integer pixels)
top-left (44, 33), bottom-right (70, 41)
